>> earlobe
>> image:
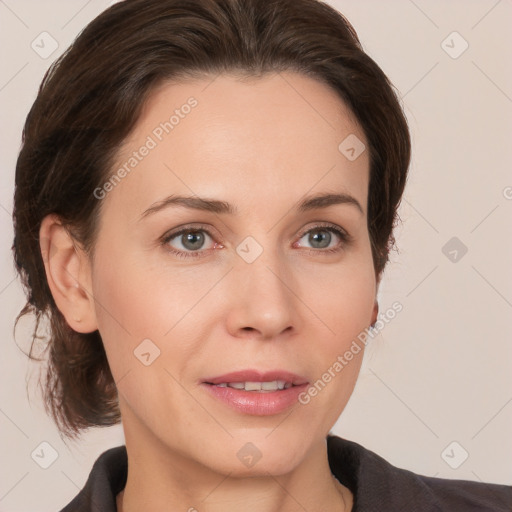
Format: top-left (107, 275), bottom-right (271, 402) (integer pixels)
top-left (371, 300), bottom-right (379, 327)
top-left (39, 214), bottom-right (98, 333)
top-left (370, 276), bottom-right (381, 327)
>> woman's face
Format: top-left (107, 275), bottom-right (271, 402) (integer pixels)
top-left (87, 71), bottom-right (377, 475)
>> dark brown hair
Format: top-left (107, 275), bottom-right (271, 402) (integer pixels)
top-left (12, 0), bottom-right (410, 438)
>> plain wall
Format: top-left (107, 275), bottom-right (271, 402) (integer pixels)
top-left (0, 1), bottom-right (511, 510)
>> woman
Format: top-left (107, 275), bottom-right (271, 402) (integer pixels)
top-left (11, 0), bottom-right (511, 510)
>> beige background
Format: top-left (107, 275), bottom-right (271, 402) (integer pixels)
top-left (1, 0), bottom-right (511, 510)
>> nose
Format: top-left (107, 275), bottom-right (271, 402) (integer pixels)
top-left (224, 249), bottom-right (302, 341)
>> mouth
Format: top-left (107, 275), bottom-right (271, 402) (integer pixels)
top-left (202, 369), bottom-right (308, 389)
top-left (201, 369), bottom-right (309, 415)
top-left (204, 380), bottom-right (299, 392)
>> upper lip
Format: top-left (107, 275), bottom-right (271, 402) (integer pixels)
top-left (203, 370), bottom-right (308, 386)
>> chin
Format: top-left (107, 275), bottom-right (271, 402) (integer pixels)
top-left (202, 429), bottom-right (313, 477)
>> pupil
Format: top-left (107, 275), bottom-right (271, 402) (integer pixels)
top-left (310, 230), bottom-right (330, 248)
top-left (183, 231), bottom-right (204, 250)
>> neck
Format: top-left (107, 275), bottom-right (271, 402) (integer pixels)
top-left (116, 421), bottom-right (353, 512)
top-left (117, 478), bottom-right (351, 512)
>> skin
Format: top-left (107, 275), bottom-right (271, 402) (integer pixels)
top-left (40, 71), bottom-right (379, 512)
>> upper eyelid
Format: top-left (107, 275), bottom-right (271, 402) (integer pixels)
top-left (297, 222), bottom-right (349, 237)
top-left (161, 223), bottom-right (218, 243)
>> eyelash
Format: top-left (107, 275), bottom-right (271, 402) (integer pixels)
top-left (160, 222), bottom-right (353, 260)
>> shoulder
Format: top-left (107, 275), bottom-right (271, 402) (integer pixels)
top-left (59, 445), bottom-right (127, 512)
top-left (415, 472), bottom-right (512, 511)
top-left (327, 434), bottom-right (512, 511)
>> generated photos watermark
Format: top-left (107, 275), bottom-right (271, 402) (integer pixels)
top-left (298, 301), bottom-right (403, 405)
top-left (93, 96), bottom-right (198, 200)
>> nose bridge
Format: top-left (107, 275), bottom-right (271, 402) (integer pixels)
top-left (226, 235), bottom-right (299, 338)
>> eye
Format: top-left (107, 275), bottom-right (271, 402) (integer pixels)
top-left (294, 223), bottom-right (352, 254)
top-left (161, 225), bottom-right (222, 259)
top-left (160, 222), bottom-right (352, 260)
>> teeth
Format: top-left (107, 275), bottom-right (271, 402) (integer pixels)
top-left (214, 380), bottom-right (292, 391)
top-left (262, 380), bottom-right (286, 391)
top-left (245, 381), bottom-right (263, 391)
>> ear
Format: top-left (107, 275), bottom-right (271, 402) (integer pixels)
top-left (39, 214), bottom-right (98, 333)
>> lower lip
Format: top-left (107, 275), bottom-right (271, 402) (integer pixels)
top-left (201, 383), bottom-right (309, 415)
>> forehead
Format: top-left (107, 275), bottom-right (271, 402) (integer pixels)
top-left (105, 71), bottom-right (370, 220)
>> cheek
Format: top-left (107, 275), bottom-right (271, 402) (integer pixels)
top-left (304, 269), bottom-right (373, 375)
top-left (295, 244), bottom-right (376, 338)
top-left (89, 244), bottom-right (163, 379)
top-left (291, 246), bottom-right (375, 423)
top-left (89, 242), bottom-right (218, 381)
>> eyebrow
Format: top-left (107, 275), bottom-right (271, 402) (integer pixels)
top-left (139, 191), bottom-right (363, 220)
